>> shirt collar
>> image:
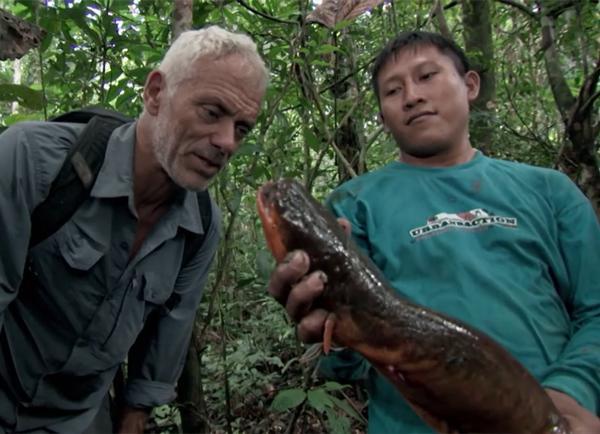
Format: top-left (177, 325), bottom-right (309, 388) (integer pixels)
top-left (91, 121), bottom-right (205, 235)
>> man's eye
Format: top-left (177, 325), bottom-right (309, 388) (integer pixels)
top-left (201, 106), bottom-right (220, 120)
top-left (421, 71), bottom-right (437, 81)
top-left (386, 87), bottom-right (401, 96)
top-left (236, 125), bottom-right (250, 138)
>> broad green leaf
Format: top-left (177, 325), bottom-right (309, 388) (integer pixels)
top-left (307, 388), bottom-right (334, 413)
top-left (330, 395), bottom-right (364, 422)
top-left (324, 406), bottom-right (352, 434)
top-left (322, 381), bottom-right (350, 392)
top-left (316, 44), bottom-right (338, 55)
top-left (2, 112), bottom-right (44, 126)
top-left (0, 84), bottom-right (44, 110)
top-left (269, 388), bottom-right (306, 412)
top-left (67, 7), bottom-right (101, 44)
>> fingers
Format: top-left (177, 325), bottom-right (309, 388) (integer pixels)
top-left (297, 308), bottom-right (329, 343)
top-left (285, 270), bottom-right (327, 322)
top-left (337, 218), bottom-right (351, 237)
top-left (266, 249), bottom-right (329, 344)
top-left (545, 389), bottom-right (600, 434)
top-left (267, 250), bottom-right (310, 305)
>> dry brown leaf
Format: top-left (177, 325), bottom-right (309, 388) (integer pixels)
top-left (0, 8), bottom-right (45, 61)
top-left (306, 0), bottom-right (385, 29)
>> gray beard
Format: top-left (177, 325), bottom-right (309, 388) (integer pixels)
top-left (151, 127), bottom-right (210, 193)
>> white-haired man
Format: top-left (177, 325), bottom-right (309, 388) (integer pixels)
top-left (0, 26), bottom-right (268, 433)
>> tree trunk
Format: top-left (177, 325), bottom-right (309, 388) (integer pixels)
top-left (461, 0), bottom-right (496, 155)
top-left (173, 0), bottom-right (193, 40)
top-left (331, 33), bottom-right (365, 183)
top-left (539, 1), bottom-right (600, 217)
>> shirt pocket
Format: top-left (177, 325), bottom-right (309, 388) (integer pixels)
top-left (56, 221), bottom-right (105, 271)
top-left (141, 271), bottom-right (177, 306)
top-left (93, 271), bottom-right (175, 365)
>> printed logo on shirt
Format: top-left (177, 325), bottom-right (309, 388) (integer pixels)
top-left (409, 208), bottom-right (517, 240)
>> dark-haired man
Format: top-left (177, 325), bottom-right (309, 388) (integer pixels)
top-left (267, 31), bottom-right (600, 433)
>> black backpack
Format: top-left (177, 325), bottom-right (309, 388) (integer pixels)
top-left (28, 107), bottom-right (212, 264)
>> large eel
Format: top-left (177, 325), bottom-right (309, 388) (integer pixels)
top-left (256, 178), bottom-right (570, 434)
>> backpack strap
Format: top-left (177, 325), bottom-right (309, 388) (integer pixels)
top-left (161, 190), bottom-right (212, 312)
top-left (29, 109), bottom-right (132, 247)
top-left (181, 189), bottom-right (213, 266)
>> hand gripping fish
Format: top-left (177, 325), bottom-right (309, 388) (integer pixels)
top-left (257, 179), bottom-right (570, 434)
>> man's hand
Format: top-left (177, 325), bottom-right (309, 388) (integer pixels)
top-left (267, 250), bottom-right (328, 343)
top-left (545, 389), bottom-right (600, 434)
top-left (117, 406), bottom-right (150, 434)
top-left (266, 218), bottom-right (352, 343)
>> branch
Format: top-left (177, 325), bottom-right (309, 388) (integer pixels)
top-left (318, 54), bottom-right (376, 96)
top-left (544, 0), bottom-right (576, 18)
top-left (580, 90), bottom-right (600, 119)
top-left (431, 0), bottom-right (452, 40)
top-left (236, 0), bottom-right (296, 25)
top-left (494, 0), bottom-right (537, 18)
top-left (566, 57), bottom-right (600, 137)
top-left (577, 57), bottom-right (600, 118)
top-left (501, 66), bottom-right (557, 154)
top-left (540, 11), bottom-right (575, 121)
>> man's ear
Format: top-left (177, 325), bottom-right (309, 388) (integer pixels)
top-left (143, 70), bottom-right (165, 116)
top-left (465, 70), bottom-right (480, 103)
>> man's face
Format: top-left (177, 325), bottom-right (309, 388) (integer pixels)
top-left (376, 45), bottom-right (479, 160)
top-left (151, 54), bottom-right (264, 191)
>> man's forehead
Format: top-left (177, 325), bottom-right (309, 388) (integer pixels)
top-left (378, 45), bottom-right (450, 79)
top-left (196, 53), bottom-right (266, 84)
top-left (390, 44), bottom-right (445, 65)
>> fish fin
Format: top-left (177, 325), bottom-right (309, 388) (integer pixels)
top-left (323, 314), bottom-right (336, 354)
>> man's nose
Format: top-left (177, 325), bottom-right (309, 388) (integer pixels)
top-left (211, 120), bottom-right (237, 156)
top-left (403, 82), bottom-right (424, 110)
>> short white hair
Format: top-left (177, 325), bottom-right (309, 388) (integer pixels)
top-left (158, 25), bottom-right (269, 91)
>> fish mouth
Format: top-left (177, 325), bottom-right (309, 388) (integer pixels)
top-left (257, 181), bottom-right (276, 206)
top-left (257, 181), bottom-right (288, 263)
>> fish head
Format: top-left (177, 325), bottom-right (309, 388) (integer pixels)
top-left (257, 180), bottom-right (290, 263)
top-left (256, 179), bottom-right (347, 266)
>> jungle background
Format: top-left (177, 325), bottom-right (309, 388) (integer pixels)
top-left (0, 0), bottom-right (598, 433)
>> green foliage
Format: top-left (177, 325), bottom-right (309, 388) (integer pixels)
top-left (0, 84), bottom-right (43, 110)
top-left (1, 1), bottom-right (597, 432)
top-left (271, 388), bottom-right (306, 412)
top-left (271, 382), bottom-right (365, 434)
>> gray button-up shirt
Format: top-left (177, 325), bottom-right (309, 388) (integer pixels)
top-left (0, 120), bottom-right (220, 432)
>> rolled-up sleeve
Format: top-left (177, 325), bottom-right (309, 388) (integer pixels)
top-left (124, 204), bottom-right (221, 408)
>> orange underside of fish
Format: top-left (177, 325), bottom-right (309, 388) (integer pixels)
top-left (257, 185), bottom-right (288, 263)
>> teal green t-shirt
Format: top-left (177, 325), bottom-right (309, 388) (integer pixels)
top-left (322, 152), bottom-right (600, 433)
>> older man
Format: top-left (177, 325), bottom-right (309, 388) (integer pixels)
top-left (0, 26), bottom-right (267, 433)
